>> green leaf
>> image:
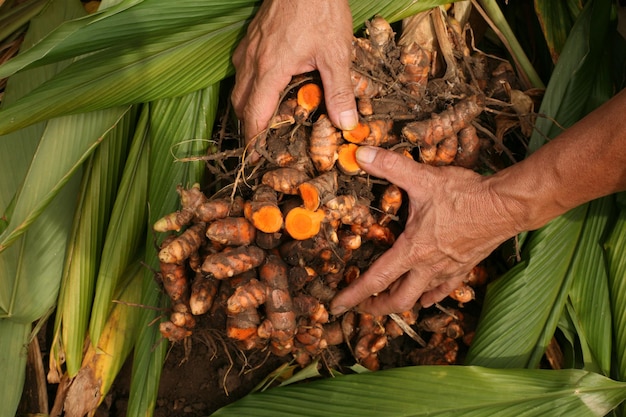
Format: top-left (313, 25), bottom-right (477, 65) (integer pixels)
top-left (89, 106), bottom-right (149, 346)
top-left (566, 196), bottom-right (615, 376)
top-left (213, 367), bottom-right (626, 417)
top-left (465, 206), bottom-right (587, 368)
top-left (128, 84), bottom-right (219, 416)
top-left (533, 0), bottom-right (580, 63)
top-left (0, 320), bottom-right (30, 417)
top-left (0, 0), bottom-right (452, 136)
top-left (477, 0), bottom-right (544, 89)
top-left (0, 107), bottom-right (131, 254)
top-left (605, 196), bottom-right (626, 382)
top-left (0, 7), bottom-right (254, 135)
top-left (51, 108), bottom-right (133, 377)
top-left (529, 0), bottom-right (613, 152)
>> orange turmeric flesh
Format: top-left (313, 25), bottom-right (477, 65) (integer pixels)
top-left (284, 207), bottom-right (326, 240)
top-left (337, 143), bottom-right (363, 175)
top-left (342, 121), bottom-right (370, 144)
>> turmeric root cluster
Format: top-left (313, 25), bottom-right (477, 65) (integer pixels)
top-left (154, 11), bottom-right (525, 370)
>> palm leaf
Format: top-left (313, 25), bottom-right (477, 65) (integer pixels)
top-left (606, 193), bottom-right (626, 383)
top-left (466, 206), bottom-right (586, 368)
top-left (50, 109), bottom-right (133, 377)
top-left (566, 197), bottom-right (615, 376)
top-left (88, 105), bottom-right (149, 346)
top-left (533, 0), bottom-right (580, 63)
top-left (528, 0), bottom-right (613, 152)
top-left (0, 320), bottom-right (31, 417)
top-left (212, 366), bottom-right (626, 417)
top-left (127, 84), bottom-right (219, 416)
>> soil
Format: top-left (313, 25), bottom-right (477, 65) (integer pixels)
top-left (96, 297), bottom-right (486, 417)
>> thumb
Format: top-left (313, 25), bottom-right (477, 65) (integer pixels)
top-left (356, 146), bottom-right (424, 191)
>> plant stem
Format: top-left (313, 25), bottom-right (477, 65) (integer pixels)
top-left (474, 0), bottom-right (545, 90)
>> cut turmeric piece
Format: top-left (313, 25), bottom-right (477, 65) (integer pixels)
top-left (205, 217), bottom-right (256, 246)
top-left (342, 121), bottom-right (370, 144)
top-left (244, 185), bottom-right (284, 233)
top-left (380, 184), bottom-right (402, 215)
top-left (337, 143), bottom-right (363, 176)
top-left (226, 307), bottom-right (263, 350)
top-left (295, 83), bottom-right (323, 123)
top-left (284, 207), bottom-right (326, 240)
top-left (201, 245), bottom-right (266, 279)
top-left (298, 171), bottom-right (338, 211)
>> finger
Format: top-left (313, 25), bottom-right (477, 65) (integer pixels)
top-left (355, 146), bottom-right (430, 193)
top-left (317, 51), bottom-right (358, 131)
top-left (330, 234), bottom-right (413, 315)
top-left (231, 41), bottom-right (253, 120)
top-left (242, 71), bottom-right (292, 144)
top-left (357, 268), bottom-right (427, 316)
top-left (419, 275), bottom-right (465, 308)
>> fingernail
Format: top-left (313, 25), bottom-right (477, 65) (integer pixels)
top-left (339, 109), bottom-right (358, 130)
top-left (355, 146), bottom-right (377, 164)
top-left (331, 305), bottom-right (347, 316)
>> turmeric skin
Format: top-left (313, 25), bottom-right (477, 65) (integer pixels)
top-left (153, 184), bottom-right (207, 232)
top-left (259, 254), bottom-right (297, 356)
top-left (205, 217), bottom-right (256, 246)
top-left (402, 95), bottom-right (485, 148)
top-left (262, 167), bottom-right (311, 195)
top-left (454, 125), bottom-right (481, 168)
top-left (309, 115), bottom-right (341, 172)
top-left (159, 321), bottom-right (192, 342)
top-left (189, 273), bottom-right (220, 315)
top-left (158, 222), bottom-right (206, 264)
top-left (398, 42), bottom-right (431, 96)
top-left (201, 245), bottom-right (266, 279)
top-left (227, 278), bottom-right (267, 314)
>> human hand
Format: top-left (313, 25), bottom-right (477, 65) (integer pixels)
top-left (231, 0), bottom-right (359, 146)
top-left (330, 146), bottom-right (523, 316)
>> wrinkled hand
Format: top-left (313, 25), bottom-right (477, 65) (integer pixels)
top-left (231, 0), bottom-right (358, 145)
top-left (330, 147), bottom-right (523, 316)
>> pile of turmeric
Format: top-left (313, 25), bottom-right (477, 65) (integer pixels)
top-left (153, 10), bottom-right (528, 370)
